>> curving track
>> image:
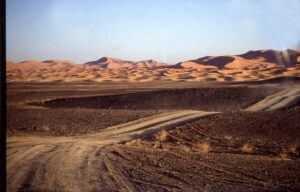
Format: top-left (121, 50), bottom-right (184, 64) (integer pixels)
top-left (6, 110), bottom-right (219, 192)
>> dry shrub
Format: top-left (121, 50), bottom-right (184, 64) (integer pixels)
top-left (125, 141), bottom-right (131, 146)
top-left (197, 143), bottom-right (211, 153)
top-left (182, 145), bottom-right (190, 152)
top-left (135, 138), bottom-right (141, 146)
top-left (126, 139), bottom-right (142, 146)
top-left (153, 141), bottom-right (162, 149)
top-left (240, 143), bottom-right (253, 153)
top-left (224, 135), bottom-right (232, 140)
top-left (60, 125), bottom-right (66, 132)
top-left (159, 130), bottom-right (168, 142)
top-left (288, 146), bottom-right (297, 154)
top-left (162, 147), bottom-right (168, 151)
top-left (41, 125), bottom-right (50, 132)
top-left (279, 153), bottom-right (290, 160)
top-left (277, 146), bottom-right (298, 160)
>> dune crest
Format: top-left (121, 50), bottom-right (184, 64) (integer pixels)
top-left (84, 57), bottom-right (171, 69)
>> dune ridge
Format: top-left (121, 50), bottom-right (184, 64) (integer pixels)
top-left (6, 49), bottom-right (300, 82)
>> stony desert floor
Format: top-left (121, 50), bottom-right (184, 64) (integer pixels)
top-left (6, 80), bottom-right (300, 191)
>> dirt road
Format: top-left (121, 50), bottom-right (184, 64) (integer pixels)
top-left (6, 110), bottom-right (219, 192)
top-left (6, 88), bottom-right (299, 191)
top-left (245, 87), bottom-right (300, 111)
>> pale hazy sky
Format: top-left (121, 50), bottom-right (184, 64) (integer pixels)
top-left (6, 0), bottom-right (300, 64)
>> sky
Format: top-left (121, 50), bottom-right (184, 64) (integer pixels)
top-left (6, 0), bottom-right (300, 64)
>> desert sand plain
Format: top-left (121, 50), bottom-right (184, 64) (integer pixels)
top-left (6, 49), bottom-right (300, 191)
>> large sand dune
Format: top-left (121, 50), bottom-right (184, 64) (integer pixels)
top-left (6, 49), bottom-right (300, 82)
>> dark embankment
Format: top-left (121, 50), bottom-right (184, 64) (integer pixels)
top-left (32, 87), bottom-right (279, 112)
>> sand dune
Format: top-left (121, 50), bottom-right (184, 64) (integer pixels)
top-left (177, 49), bottom-right (300, 70)
top-left (6, 49), bottom-right (300, 82)
top-left (84, 57), bottom-right (171, 69)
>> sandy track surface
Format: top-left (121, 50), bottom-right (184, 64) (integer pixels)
top-left (6, 110), bottom-right (219, 192)
top-left (245, 87), bottom-right (300, 111)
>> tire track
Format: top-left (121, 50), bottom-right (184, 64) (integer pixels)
top-left (6, 87), bottom-right (298, 191)
top-left (7, 110), bottom-right (219, 192)
top-left (245, 87), bottom-right (300, 111)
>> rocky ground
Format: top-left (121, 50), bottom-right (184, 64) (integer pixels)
top-left (6, 81), bottom-right (300, 191)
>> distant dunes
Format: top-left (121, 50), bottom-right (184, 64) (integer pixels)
top-left (84, 57), bottom-right (171, 69)
top-left (6, 49), bottom-right (300, 82)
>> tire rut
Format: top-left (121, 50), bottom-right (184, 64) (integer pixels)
top-left (7, 110), bottom-right (218, 192)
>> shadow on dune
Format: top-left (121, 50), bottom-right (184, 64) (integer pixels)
top-left (238, 50), bottom-right (300, 66)
top-left (191, 56), bottom-right (235, 69)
